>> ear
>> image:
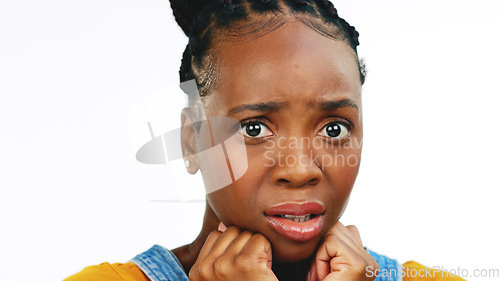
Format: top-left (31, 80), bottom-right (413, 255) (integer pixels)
top-left (181, 107), bottom-right (199, 174)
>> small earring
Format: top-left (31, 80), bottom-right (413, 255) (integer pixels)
top-left (185, 159), bottom-right (191, 168)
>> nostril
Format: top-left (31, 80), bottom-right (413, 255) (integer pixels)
top-left (278, 179), bottom-right (290, 184)
top-left (307, 178), bottom-right (320, 185)
top-left (276, 177), bottom-right (319, 187)
top-left (272, 163), bottom-right (323, 187)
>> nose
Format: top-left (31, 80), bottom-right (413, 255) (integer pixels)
top-left (270, 143), bottom-right (323, 187)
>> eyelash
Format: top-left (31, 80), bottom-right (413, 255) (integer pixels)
top-left (317, 120), bottom-right (352, 143)
top-left (238, 117), bottom-right (353, 144)
top-left (239, 119), bottom-right (274, 143)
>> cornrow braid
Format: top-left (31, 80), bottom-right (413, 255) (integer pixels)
top-left (247, 0), bottom-right (280, 14)
top-left (285, 0), bottom-right (314, 13)
top-left (169, 0), bottom-right (365, 102)
top-left (316, 0), bottom-right (338, 18)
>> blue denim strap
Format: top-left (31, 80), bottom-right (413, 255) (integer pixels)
top-left (131, 244), bottom-right (400, 281)
top-left (131, 245), bottom-right (189, 281)
top-left (366, 248), bottom-right (402, 281)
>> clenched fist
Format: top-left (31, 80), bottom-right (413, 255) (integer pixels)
top-left (189, 223), bottom-right (278, 281)
top-left (307, 221), bottom-right (379, 281)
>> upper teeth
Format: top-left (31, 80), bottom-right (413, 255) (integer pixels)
top-left (281, 214), bottom-right (311, 222)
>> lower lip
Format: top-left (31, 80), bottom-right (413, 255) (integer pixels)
top-left (265, 215), bottom-right (324, 242)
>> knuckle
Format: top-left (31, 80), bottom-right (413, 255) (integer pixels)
top-left (188, 266), bottom-right (205, 281)
top-left (225, 226), bottom-right (241, 235)
top-left (369, 256), bottom-right (379, 271)
top-left (323, 233), bottom-right (339, 244)
top-left (241, 230), bottom-right (254, 237)
top-left (353, 263), bottom-right (368, 276)
top-left (346, 225), bottom-right (359, 233)
top-left (234, 251), bottom-right (252, 264)
top-left (188, 268), bottom-right (197, 280)
top-left (352, 254), bottom-right (366, 265)
top-left (234, 251), bottom-right (259, 272)
top-left (213, 257), bottom-right (231, 274)
top-left (360, 259), bottom-right (370, 266)
top-left (206, 231), bottom-right (221, 241)
top-left (198, 269), bottom-right (210, 281)
top-left (333, 220), bottom-right (345, 230)
top-left (213, 259), bottom-right (236, 279)
top-left (197, 260), bottom-right (213, 279)
top-left (352, 255), bottom-right (373, 276)
top-left (251, 233), bottom-right (269, 244)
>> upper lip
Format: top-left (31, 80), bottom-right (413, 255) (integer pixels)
top-left (265, 202), bottom-right (325, 216)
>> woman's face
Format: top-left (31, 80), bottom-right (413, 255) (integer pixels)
top-left (195, 20), bottom-right (363, 263)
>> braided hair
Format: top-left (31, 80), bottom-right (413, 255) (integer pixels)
top-left (169, 0), bottom-right (365, 103)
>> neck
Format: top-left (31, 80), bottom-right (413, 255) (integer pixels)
top-left (171, 200), bottom-right (220, 274)
top-left (272, 258), bottom-right (312, 281)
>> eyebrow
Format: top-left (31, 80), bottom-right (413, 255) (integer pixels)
top-left (226, 98), bottom-right (359, 116)
top-left (227, 101), bottom-right (287, 116)
top-left (317, 98), bottom-right (359, 112)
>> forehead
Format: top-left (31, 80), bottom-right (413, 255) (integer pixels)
top-left (204, 20), bottom-right (362, 113)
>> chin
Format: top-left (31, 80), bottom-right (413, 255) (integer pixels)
top-left (269, 237), bottom-right (319, 263)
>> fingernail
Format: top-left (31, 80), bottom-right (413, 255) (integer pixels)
top-left (218, 222), bottom-right (227, 232)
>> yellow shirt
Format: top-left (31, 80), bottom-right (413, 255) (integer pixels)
top-left (402, 261), bottom-right (467, 281)
top-left (65, 260), bottom-right (467, 281)
top-left (65, 262), bottom-right (149, 281)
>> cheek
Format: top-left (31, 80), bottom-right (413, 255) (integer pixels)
top-left (202, 139), bottom-right (271, 221)
top-left (318, 144), bottom-right (361, 174)
top-left (321, 144), bottom-right (362, 206)
top-left (205, 162), bottom-right (266, 226)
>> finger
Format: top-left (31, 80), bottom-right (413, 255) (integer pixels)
top-left (223, 230), bottom-right (254, 257)
top-left (315, 233), bottom-right (362, 280)
top-left (307, 258), bottom-right (318, 281)
top-left (194, 230), bottom-right (222, 266)
top-left (324, 222), bottom-right (370, 271)
top-left (326, 222), bottom-right (365, 255)
top-left (335, 223), bottom-right (363, 251)
top-left (210, 230), bottom-right (255, 278)
top-left (315, 233), bottom-right (340, 280)
top-left (206, 226), bottom-right (242, 259)
top-left (239, 233), bottom-right (273, 269)
top-left (345, 225), bottom-right (363, 248)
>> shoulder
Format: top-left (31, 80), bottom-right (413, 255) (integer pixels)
top-left (64, 262), bottom-right (149, 281)
top-left (130, 244), bottom-right (189, 281)
top-left (64, 244), bottom-right (189, 281)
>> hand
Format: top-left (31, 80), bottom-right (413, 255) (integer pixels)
top-left (307, 221), bottom-right (379, 281)
top-left (189, 222), bottom-right (278, 281)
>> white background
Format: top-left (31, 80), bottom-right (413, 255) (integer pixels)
top-left (1, 1), bottom-right (499, 280)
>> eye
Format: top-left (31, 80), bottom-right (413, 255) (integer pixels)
top-left (240, 122), bottom-right (273, 139)
top-left (319, 122), bottom-right (349, 139)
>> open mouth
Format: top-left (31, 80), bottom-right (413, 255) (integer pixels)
top-left (271, 214), bottom-right (318, 223)
top-left (264, 202), bottom-right (325, 242)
